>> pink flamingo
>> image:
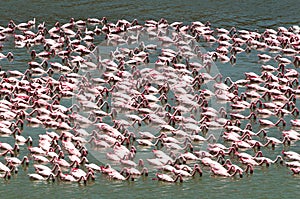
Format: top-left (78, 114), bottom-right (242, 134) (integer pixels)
top-left (121, 167), bottom-right (149, 176)
top-left (286, 161), bottom-right (300, 168)
top-left (4, 156), bottom-right (29, 166)
top-left (0, 52), bottom-right (13, 61)
top-left (28, 173), bottom-right (55, 182)
top-left (290, 168), bottom-right (300, 175)
top-left (154, 173), bottom-right (183, 183)
top-left (85, 163), bottom-right (101, 172)
top-left (107, 170), bottom-right (133, 181)
top-left (290, 119), bottom-right (300, 127)
top-left (172, 164), bottom-right (203, 177)
top-left (57, 170), bottom-right (87, 184)
top-left (258, 118), bottom-right (286, 127)
top-left (257, 54), bottom-right (272, 60)
top-left (224, 160), bottom-right (254, 174)
top-left (254, 155), bottom-right (284, 165)
top-left (211, 166), bottom-right (243, 178)
top-left (0, 171), bottom-right (11, 179)
top-left (282, 150), bottom-right (300, 161)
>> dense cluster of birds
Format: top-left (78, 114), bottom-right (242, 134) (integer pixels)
top-left (0, 17), bottom-right (299, 184)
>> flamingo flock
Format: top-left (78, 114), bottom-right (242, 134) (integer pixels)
top-left (0, 17), bottom-right (299, 185)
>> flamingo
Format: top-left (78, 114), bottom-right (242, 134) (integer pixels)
top-left (121, 167), bottom-right (149, 176)
top-left (32, 155), bottom-right (50, 163)
top-left (100, 164), bottom-right (118, 175)
top-left (51, 157), bottom-right (73, 168)
top-left (0, 171), bottom-right (11, 179)
top-left (240, 157), bottom-right (270, 167)
top-left (265, 136), bottom-right (290, 147)
top-left (87, 18), bottom-right (102, 24)
top-left (120, 158), bottom-right (141, 167)
top-left (108, 171), bottom-right (133, 181)
top-left (258, 118), bottom-right (286, 127)
top-left (71, 168), bottom-right (95, 180)
top-left (152, 149), bottom-right (175, 161)
top-left (0, 161), bottom-right (14, 172)
top-left (172, 164), bottom-right (202, 177)
top-left (290, 168), bottom-right (300, 174)
top-left (85, 163), bottom-right (101, 172)
top-left (275, 55), bottom-right (292, 64)
top-left (282, 130), bottom-right (300, 141)
top-left (179, 151), bottom-right (200, 161)
top-left (58, 170), bottom-right (87, 184)
top-left (28, 173), bottom-right (55, 182)
top-left (138, 131), bottom-right (156, 139)
top-left (211, 166), bottom-right (243, 178)
top-left (0, 52), bottom-right (13, 60)
top-left (232, 140), bottom-right (254, 150)
top-left (224, 160), bottom-right (254, 174)
top-left (158, 164), bottom-right (177, 172)
top-left (162, 141), bottom-right (193, 152)
top-left (282, 151), bottom-right (300, 161)
top-left (135, 138), bottom-right (158, 146)
top-left (154, 173), bottom-right (183, 183)
top-left (5, 156), bottom-right (29, 166)
top-left (254, 155), bottom-right (284, 165)
top-left (31, 49), bottom-right (55, 60)
top-left (201, 157), bottom-right (224, 168)
top-left (257, 54), bottom-right (272, 60)
top-left (147, 158), bottom-right (168, 167)
top-left (0, 150), bottom-right (14, 157)
top-left (35, 167), bottom-right (57, 177)
top-left (14, 135), bottom-right (33, 145)
top-left (105, 152), bottom-right (121, 162)
top-left (0, 142), bottom-right (19, 152)
top-left (290, 119), bottom-right (300, 127)
top-left (0, 128), bottom-right (21, 136)
top-left (229, 148), bottom-right (263, 160)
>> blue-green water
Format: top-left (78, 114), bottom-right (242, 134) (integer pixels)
top-left (0, 1), bottom-right (299, 198)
